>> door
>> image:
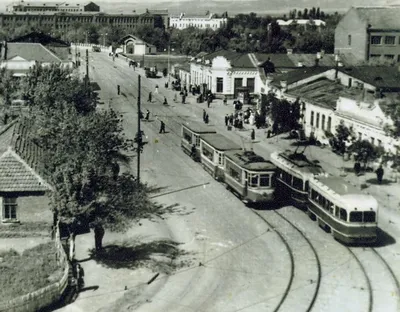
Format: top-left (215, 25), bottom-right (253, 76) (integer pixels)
top-left (234, 78), bottom-right (243, 98)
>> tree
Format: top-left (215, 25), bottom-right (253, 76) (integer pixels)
top-left (349, 140), bottom-right (383, 170)
top-left (382, 93), bottom-right (400, 138)
top-left (267, 92), bottom-right (300, 133)
top-left (316, 7), bottom-right (321, 19)
top-left (332, 121), bottom-right (354, 155)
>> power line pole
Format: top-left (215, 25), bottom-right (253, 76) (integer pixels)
top-left (137, 75), bottom-right (142, 183)
top-left (86, 49), bottom-right (89, 81)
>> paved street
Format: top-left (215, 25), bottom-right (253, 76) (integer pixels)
top-left (59, 48), bottom-right (400, 312)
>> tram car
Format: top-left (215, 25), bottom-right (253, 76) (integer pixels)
top-left (224, 150), bottom-right (276, 205)
top-left (199, 133), bottom-right (242, 181)
top-left (181, 121), bottom-right (216, 161)
top-left (308, 175), bottom-right (378, 244)
top-left (270, 150), bottom-right (325, 209)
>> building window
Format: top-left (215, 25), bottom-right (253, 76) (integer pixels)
top-left (397, 55), bottom-right (400, 62)
top-left (370, 54), bottom-right (381, 59)
top-left (371, 137), bottom-right (375, 145)
top-left (247, 78), bottom-right (255, 93)
top-left (321, 114), bottom-right (326, 130)
top-left (385, 36), bottom-right (395, 45)
top-left (310, 111), bottom-right (314, 126)
top-left (216, 77), bottom-right (223, 93)
top-left (348, 34), bottom-right (351, 46)
top-left (327, 116), bottom-right (332, 132)
top-left (358, 132), bottom-right (362, 140)
top-left (3, 197), bottom-right (17, 221)
top-left (316, 113), bottom-right (320, 128)
top-left (384, 54), bottom-right (395, 60)
top-left (371, 36), bottom-right (382, 45)
top-left (377, 139), bottom-right (382, 147)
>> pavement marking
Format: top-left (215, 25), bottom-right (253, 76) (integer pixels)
top-left (150, 182), bottom-right (210, 199)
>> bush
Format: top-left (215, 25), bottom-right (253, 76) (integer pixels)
top-left (0, 242), bottom-right (63, 301)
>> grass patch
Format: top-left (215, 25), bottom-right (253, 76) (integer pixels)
top-left (0, 222), bottom-right (51, 238)
top-left (0, 241), bottom-right (63, 301)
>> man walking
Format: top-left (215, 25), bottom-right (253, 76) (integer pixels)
top-left (204, 114), bottom-right (209, 124)
top-left (203, 109), bottom-right (206, 122)
top-left (251, 129), bottom-right (255, 141)
top-left (225, 114), bottom-right (229, 126)
top-left (145, 109), bottom-right (150, 121)
top-left (148, 92), bottom-right (152, 103)
top-left (117, 85), bottom-right (120, 95)
top-left (376, 165), bottom-right (384, 184)
top-left (155, 85), bottom-right (159, 94)
top-left (159, 121), bottom-right (166, 133)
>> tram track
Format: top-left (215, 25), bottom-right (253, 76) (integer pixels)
top-left (252, 209), bottom-right (321, 312)
top-left (346, 246), bottom-right (400, 312)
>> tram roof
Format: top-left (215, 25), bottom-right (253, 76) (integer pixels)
top-left (200, 133), bottom-right (242, 151)
top-left (271, 151), bottom-right (323, 175)
top-left (225, 150), bottom-right (276, 171)
top-left (181, 120), bottom-right (216, 134)
top-left (313, 176), bottom-right (360, 195)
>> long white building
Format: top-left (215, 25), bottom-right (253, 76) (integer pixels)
top-left (170, 13), bottom-right (227, 30)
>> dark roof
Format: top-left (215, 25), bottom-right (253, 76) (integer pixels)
top-left (200, 134), bottom-right (242, 151)
top-left (353, 6), bottom-right (400, 30)
top-left (200, 50), bottom-right (256, 68)
top-left (257, 53), bottom-right (344, 68)
top-left (0, 119), bottom-right (51, 192)
top-left (338, 66), bottom-right (400, 90)
top-left (287, 78), bottom-right (367, 109)
top-left (119, 34), bottom-right (155, 47)
top-left (274, 151), bottom-right (323, 175)
top-left (175, 63), bottom-right (190, 72)
top-left (5, 43), bottom-right (63, 62)
top-left (225, 150), bottom-right (276, 171)
top-left (181, 120), bottom-right (216, 134)
top-left (256, 54), bottom-right (295, 68)
top-left (9, 32), bottom-right (70, 47)
top-left (270, 67), bottom-right (332, 88)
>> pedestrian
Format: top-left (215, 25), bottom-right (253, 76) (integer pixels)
top-left (159, 121), bottom-right (166, 133)
top-left (155, 85), bottom-right (159, 94)
top-left (251, 129), bottom-right (255, 140)
top-left (224, 114), bottom-right (229, 126)
top-left (203, 109), bottom-right (206, 122)
top-left (354, 161), bottom-right (361, 176)
top-left (376, 165), bottom-right (384, 184)
top-left (190, 144), bottom-right (196, 158)
top-left (223, 95), bottom-right (227, 105)
top-left (182, 94), bottom-right (186, 104)
top-left (94, 224), bottom-right (105, 251)
top-left (173, 93), bottom-right (177, 102)
top-left (165, 82), bottom-right (168, 88)
top-left (267, 129), bottom-right (272, 138)
top-left (148, 92), bottom-right (152, 103)
top-left (229, 114), bottom-right (234, 126)
top-left (204, 114), bottom-right (209, 124)
top-left (145, 109), bottom-right (150, 121)
top-left (117, 85), bottom-right (120, 95)
top-left (207, 96), bottom-right (211, 108)
top-left (163, 97), bottom-right (168, 105)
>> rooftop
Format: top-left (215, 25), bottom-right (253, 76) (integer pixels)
top-left (9, 31), bottom-right (70, 47)
top-left (287, 78), bottom-right (368, 109)
top-left (352, 6), bottom-right (400, 30)
top-left (271, 151), bottom-right (324, 176)
top-left (269, 67), bottom-right (332, 87)
top-left (257, 53), bottom-right (340, 69)
top-left (274, 19), bottom-right (326, 26)
top-left (200, 133), bottom-right (242, 151)
top-left (4, 42), bottom-right (63, 63)
top-left (225, 150), bottom-right (276, 171)
top-left (181, 119), bottom-right (216, 134)
top-left (197, 50), bottom-right (256, 68)
top-left (0, 119), bottom-right (51, 192)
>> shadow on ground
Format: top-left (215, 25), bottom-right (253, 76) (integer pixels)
top-left (89, 238), bottom-right (195, 274)
top-left (365, 178), bottom-right (392, 185)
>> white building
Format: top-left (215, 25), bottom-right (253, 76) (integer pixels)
top-left (170, 13), bottom-right (227, 30)
top-left (190, 50), bottom-right (261, 98)
top-left (120, 35), bottom-right (156, 55)
top-left (268, 19), bottom-right (326, 31)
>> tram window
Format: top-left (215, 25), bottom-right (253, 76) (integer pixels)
top-left (183, 129), bottom-right (192, 143)
top-left (340, 208), bottom-right (348, 221)
top-left (202, 144), bottom-right (214, 161)
top-left (292, 176), bottom-right (303, 190)
top-left (249, 174), bottom-right (259, 187)
top-left (218, 153), bottom-right (223, 166)
top-left (305, 181), bottom-right (309, 192)
top-left (329, 203), bottom-right (334, 214)
top-left (335, 206), bottom-right (340, 217)
top-left (350, 211), bottom-right (363, 222)
top-left (195, 136), bottom-right (201, 146)
top-left (363, 211), bottom-right (376, 223)
top-left (230, 168), bottom-right (241, 182)
top-left (260, 174), bottom-right (270, 187)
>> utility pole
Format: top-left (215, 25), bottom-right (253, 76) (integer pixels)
top-left (136, 75), bottom-right (142, 183)
top-left (86, 49), bottom-right (89, 81)
top-left (167, 43), bottom-right (170, 85)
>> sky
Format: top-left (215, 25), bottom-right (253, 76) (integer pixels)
top-left (0, 0), bottom-right (400, 15)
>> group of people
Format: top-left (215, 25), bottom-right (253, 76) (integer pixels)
top-left (224, 112), bottom-right (244, 129)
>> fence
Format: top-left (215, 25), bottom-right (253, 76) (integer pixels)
top-left (0, 226), bottom-right (69, 312)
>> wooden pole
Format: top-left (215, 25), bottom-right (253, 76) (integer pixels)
top-left (137, 75), bottom-right (141, 183)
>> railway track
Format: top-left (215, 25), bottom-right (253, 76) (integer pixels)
top-left (251, 209), bottom-right (321, 312)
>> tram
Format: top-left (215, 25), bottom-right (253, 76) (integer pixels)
top-left (224, 150), bottom-right (276, 204)
top-left (308, 175), bottom-right (378, 244)
top-left (199, 133), bottom-right (242, 181)
top-left (181, 120), bottom-right (216, 162)
top-left (270, 150), bottom-right (325, 209)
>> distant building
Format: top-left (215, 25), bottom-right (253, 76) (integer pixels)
top-left (335, 6), bottom-right (400, 63)
top-left (120, 34), bottom-right (156, 55)
top-left (170, 13), bottom-right (227, 30)
top-left (0, 32), bottom-right (73, 76)
top-left (147, 9), bottom-right (169, 28)
top-left (6, 1), bottom-right (100, 12)
top-left (269, 19), bottom-right (326, 31)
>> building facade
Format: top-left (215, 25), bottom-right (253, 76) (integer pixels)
top-left (190, 50), bottom-right (261, 98)
top-left (170, 13), bottom-right (227, 30)
top-left (335, 6), bottom-right (400, 63)
top-left (269, 19), bottom-right (326, 31)
top-left (7, 1), bottom-right (100, 12)
top-left (120, 34), bottom-right (156, 55)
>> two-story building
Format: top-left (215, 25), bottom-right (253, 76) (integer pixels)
top-left (335, 6), bottom-right (400, 63)
top-left (170, 13), bottom-right (227, 30)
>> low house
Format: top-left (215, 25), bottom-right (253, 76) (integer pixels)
top-left (120, 34), bottom-right (156, 55)
top-left (0, 32), bottom-right (73, 76)
top-left (174, 63), bottom-right (190, 85)
top-left (0, 119), bottom-right (53, 225)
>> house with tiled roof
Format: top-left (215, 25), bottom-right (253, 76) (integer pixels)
top-left (119, 34), bottom-right (156, 55)
top-left (0, 118), bottom-right (52, 224)
top-left (0, 32), bottom-right (73, 76)
top-left (335, 6), bottom-right (400, 63)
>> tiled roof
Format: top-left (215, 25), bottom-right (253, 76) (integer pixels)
top-left (6, 43), bottom-right (63, 63)
top-left (256, 53), bottom-right (344, 68)
top-left (9, 32), bottom-right (70, 47)
top-left (0, 119), bottom-right (51, 192)
top-left (338, 66), bottom-right (400, 90)
top-left (286, 78), bottom-right (366, 109)
top-left (353, 6), bottom-right (400, 30)
top-left (270, 67), bottom-right (333, 88)
top-left (175, 63), bottom-right (190, 72)
top-left (202, 50), bottom-right (256, 68)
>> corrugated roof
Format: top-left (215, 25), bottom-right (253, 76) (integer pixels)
top-left (6, 43), bottom-right (63, 63)
top-left (353, 6), bottom-right (400, 30)
top-left (181, 120), bottom-right (216, 134)
top-left (202, 50), bottom-right (256, 68)
top-left (0, 119), bottom-right (51, 192)
top-left (200, 133), bottom-right (242, 151)
top-left (270, 67), bottom-right (332, 88)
